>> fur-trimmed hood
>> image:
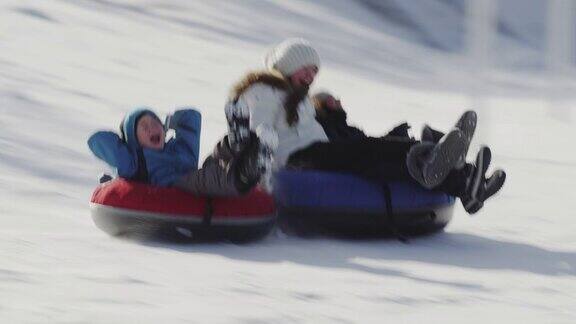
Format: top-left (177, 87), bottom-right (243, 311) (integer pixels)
top-left (230, 70), bottom-right (310, 126)
top-left (230, 70), bottom-right (291, 102)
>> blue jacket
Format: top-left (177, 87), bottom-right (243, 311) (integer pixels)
top-left (87, 107), bottom-right (202, 186)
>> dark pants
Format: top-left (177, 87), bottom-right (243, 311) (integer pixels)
top-left (287, 137), bottom-right (416, 182)
top-left (286, 137), bottom-right (467, 197)
top-left (174, 136), bottom-right (245, 197)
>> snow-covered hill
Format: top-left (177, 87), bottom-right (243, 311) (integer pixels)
top-left (1, 1), bottom-right (575, 323)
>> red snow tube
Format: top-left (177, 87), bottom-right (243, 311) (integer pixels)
top-left (90, 178), bottom-right (276, 241)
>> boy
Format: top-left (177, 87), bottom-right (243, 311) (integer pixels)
top-left (88, 107), bottom-right (277, 196)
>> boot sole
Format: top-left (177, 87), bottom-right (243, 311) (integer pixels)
top-left (455, 110), bottom-right (477, 167)
top-left (456, 110), bottom-right (477, 142)
top-left (423, 129), bottom-right (467, 188)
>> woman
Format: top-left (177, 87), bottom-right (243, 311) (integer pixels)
top-left (225, 38), bottom-right (505, 213)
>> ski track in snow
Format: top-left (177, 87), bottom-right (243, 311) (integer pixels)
top-left (1, 0), bottom-right (575, 323)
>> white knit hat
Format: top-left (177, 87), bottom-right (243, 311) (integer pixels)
top-left (264, 38), bottom-right (320, 77)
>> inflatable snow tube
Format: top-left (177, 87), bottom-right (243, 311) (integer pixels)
top-left (273, 170), bottom-right (455, 237)
top-left (90, 178), bottom-right (276, 242)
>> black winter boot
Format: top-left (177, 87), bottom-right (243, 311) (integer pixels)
top-left (484, 170), bottom-right (506, 200)
top-left (407, 128), bottom-right (468, 189)
top-left (460, 146), bottom-right (506, 214)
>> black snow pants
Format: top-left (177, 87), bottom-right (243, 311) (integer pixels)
top-left (286, 137), bottom-right (467, 197)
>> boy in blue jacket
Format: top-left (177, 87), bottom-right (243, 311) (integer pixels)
top-left (88, 107), bottom-right (277, 196)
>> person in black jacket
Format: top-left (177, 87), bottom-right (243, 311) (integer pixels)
top-left (311, 91), bottom-right (415, 142)
top-left (299, 90), bottom-right (506, 214)
top-left (311, 91), bottom-right (367, 141)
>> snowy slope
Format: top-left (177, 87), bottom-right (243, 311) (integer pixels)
top-left (1, 0), bottom-right (576, 323)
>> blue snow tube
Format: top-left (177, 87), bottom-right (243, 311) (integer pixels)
top-left (273, 170), bottom-right (455, 237)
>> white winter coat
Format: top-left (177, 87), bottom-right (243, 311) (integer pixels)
top-left (237, 84), bottom-right (329, 169)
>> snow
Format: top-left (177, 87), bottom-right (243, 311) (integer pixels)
top-left (1, 0), bottom-right (576, 323)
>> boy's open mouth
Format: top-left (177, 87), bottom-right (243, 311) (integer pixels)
top-left (150, 134), bottom-right (161, 145)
